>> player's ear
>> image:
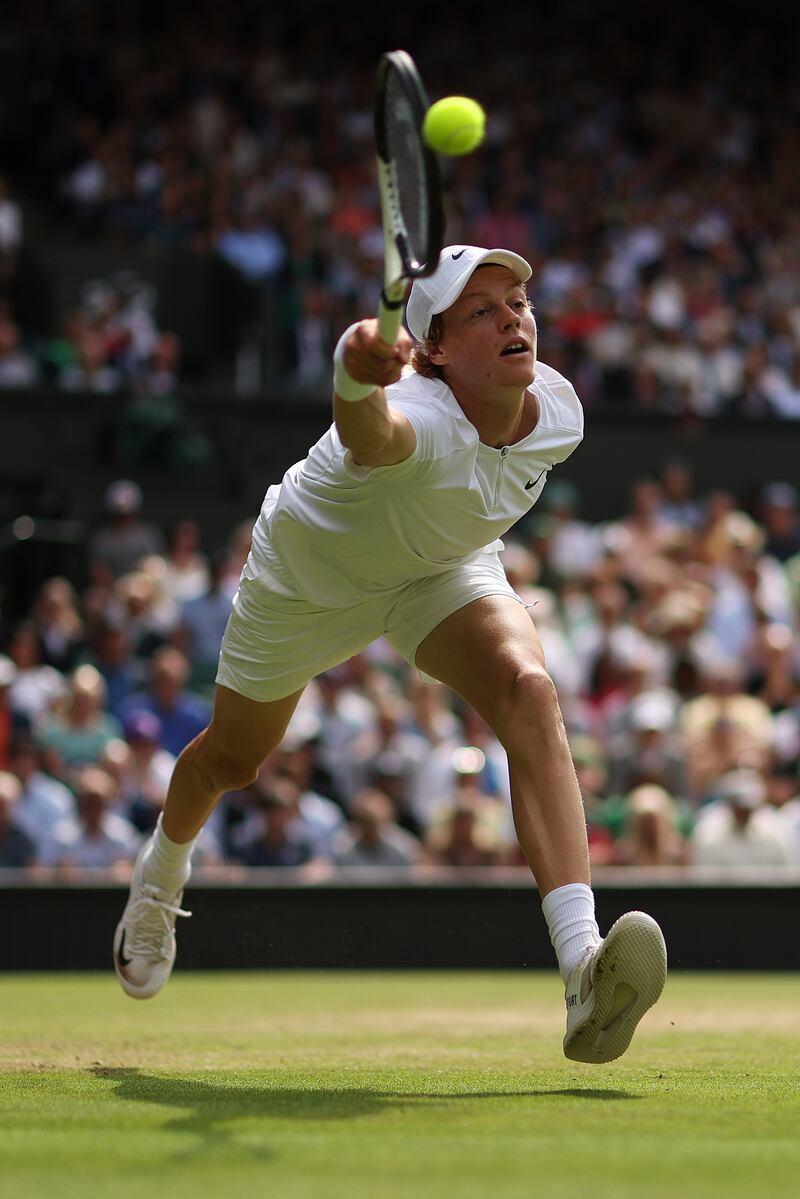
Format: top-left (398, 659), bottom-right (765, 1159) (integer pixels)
top-left (428, 341), bottom-right (448, 366)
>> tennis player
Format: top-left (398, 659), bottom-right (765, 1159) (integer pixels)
top-left (114, 245), bottom-right (667, 1063)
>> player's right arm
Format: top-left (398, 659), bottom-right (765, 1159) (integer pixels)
top-left (333, 320), bottom-right (417, 468)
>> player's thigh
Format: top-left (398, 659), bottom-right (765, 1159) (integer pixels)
top-left (413, 593), bottom-right (547, 724)
top-left (204, 681), bottom-right (304, 775)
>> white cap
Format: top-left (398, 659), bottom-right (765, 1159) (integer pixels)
top-left (405, 245), bottom-right (532, 343)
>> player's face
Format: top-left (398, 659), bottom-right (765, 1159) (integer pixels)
top-left (432, 265), bottom-right (537, 392)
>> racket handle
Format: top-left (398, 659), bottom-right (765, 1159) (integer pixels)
top-left (378, 287), bottom-right (407, 346)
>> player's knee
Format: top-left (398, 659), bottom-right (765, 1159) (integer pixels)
top-left (193, 734), bottom-right (261, 795)
top-left (494, 664), bottom-right (561, 750)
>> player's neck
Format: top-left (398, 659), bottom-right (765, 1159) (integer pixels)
top-left (453, 384), bottom-right (538, 448)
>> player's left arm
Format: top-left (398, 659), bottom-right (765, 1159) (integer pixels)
top-left (333, 319), bottom-right (418, 467)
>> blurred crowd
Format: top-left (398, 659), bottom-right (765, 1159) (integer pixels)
top-left (1, 462), bottom-right (799, 876)
top-left (0, 257), bottom-right (183, 396)
top-left (1, 4), bottom-right (800, 411)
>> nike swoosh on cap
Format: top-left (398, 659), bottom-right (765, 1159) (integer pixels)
top-left (451, 249), bottom-right (467, 260)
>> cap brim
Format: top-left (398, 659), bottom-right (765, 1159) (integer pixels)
top-left (430, 248), bottom-right (532, 321)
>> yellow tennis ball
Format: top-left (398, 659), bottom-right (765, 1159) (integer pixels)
top-left (423, 96), bottom-right (485, 157)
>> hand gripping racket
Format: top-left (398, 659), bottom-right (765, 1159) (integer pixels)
top-left (374, 50), bottom-right (445, 346)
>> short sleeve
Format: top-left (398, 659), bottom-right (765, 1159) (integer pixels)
top-left (387, 374), bottom-right (466, 463)
top-left (341, 374), bottom-right (460, 481)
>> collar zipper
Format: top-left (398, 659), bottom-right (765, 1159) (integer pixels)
top-left (493, 445), bottom-right (510, 509)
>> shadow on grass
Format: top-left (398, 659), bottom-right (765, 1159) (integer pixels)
top-left (90, 1067), bottom-right (638, 1157)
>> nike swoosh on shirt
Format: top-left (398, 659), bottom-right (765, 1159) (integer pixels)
top-left (451, 249), bottom-right (467, 260)
top-left (525, 471), bottom-right (546, 491)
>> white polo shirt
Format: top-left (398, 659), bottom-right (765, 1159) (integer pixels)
top-left (248, 361), bottom-right (583, 608)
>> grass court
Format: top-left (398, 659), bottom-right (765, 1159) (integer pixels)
top-left (2, 971), bottom-right (799, 1198)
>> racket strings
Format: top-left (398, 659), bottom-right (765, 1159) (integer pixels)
top-left (384, 71), bottom-right (432, 272)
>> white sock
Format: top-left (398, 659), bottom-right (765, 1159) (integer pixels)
top-left (541, 883), bottom-right (601, 984)
top-left (141, 813), bottom-right (195, 893)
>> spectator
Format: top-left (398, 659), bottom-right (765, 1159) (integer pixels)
top-left (233, 776), bottom-right (316, 867)
top-left (7, 737), bottom-right (79, 856)
top-left (118, 646), bottom-right (211, 757)
top-left (541, 481), bottom-right (604, 581)
top-left (0, 314), bottom-right (38, 388)
top-left (458, 708), bottom-right (513, 808)
top-left (704, 511), bottom-right (790, 659)
top-left (760, 483), bottom-right (800, 563)
top-left (406, 684), bottom-right (467, 831)
top-left (763, 358), bottom-right (800, 420)
top-left (46, 765), bottom-right (141, 870)
top-left (162, 520), bottom-right (210, 605)
top-left (178, 549), bottom-right (232, 686)
top-left (687, 712), bottom-right (762, 806)
top-left (425, 784), bottom-right (503, 867)
top-left (313, 667), bottom-right (377, 805)
top-left (5, 622), bottom-right (67, 722)
top-left (265, 737), bottom-right (345, 859)
top-left (120, 711), bottom-right (176, 833)
top-left (38, 665), bottom-right (122, 770)
top-left (0, 771), bottom-right (36, 867)
top-left (0, 655), bottom-right (29, 767)
top-left (89, 480), bottom-right (165, 582)
top-left (111, 570), bottom-right (171, 662)
top-left (135, 555), bottom-right (182, 636)
top-left (347, 691), bottom-right (429, 827)
top-left (570, 735), bottom-right (626, 864)
top-left (31, 578), bottom-right (85, 673)
top-left (612, 785), bottom-right (688, 867)
top-left (215, 205), bottom-right (286, 282)
top-left (607, 690), bottom-right (686, 797)
top-left (763, 763), bottom-right (800, 855)
top-left (746, 622), bottom-right (799, 735)
top-left (657, 459), bottom-right (704, 532)
top-left (693, 770), bottom-right (793, 868)
top-left (59, 326), bottom-right (121, 393)
top-left (81, 615), bottom-right (137, 719)
top-left (606, 478), bottom-right (674, 584)
top-left (333, 789), bottom-right (422, 868)
top-left (682, 657), bottom-right (773, 800)
top-left (139, 332), bottom-right (183, 398)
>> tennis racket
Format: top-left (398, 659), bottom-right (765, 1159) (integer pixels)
top-left (374, 50), bottom-right (445, 345)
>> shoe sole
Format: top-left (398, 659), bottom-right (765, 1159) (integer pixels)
top-left (563, 911), bottom-right (667, 1064)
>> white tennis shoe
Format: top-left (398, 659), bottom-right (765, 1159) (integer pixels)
top-left (113, 843), bottom-right (191, 1000)
top-left (563, 911), bottom-right (667, 1063)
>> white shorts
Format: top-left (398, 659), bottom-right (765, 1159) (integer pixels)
top-left (216, 550), bottom-right (524, 702)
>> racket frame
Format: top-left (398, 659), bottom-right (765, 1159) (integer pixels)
top-left (374, 50), bottom-right (444, 344)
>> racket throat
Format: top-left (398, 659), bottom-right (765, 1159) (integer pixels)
top-left (381, 284), bottom-right (408, 310)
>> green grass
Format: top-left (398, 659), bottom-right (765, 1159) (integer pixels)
top-left (1, 972), bottom-right (799, 1199)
